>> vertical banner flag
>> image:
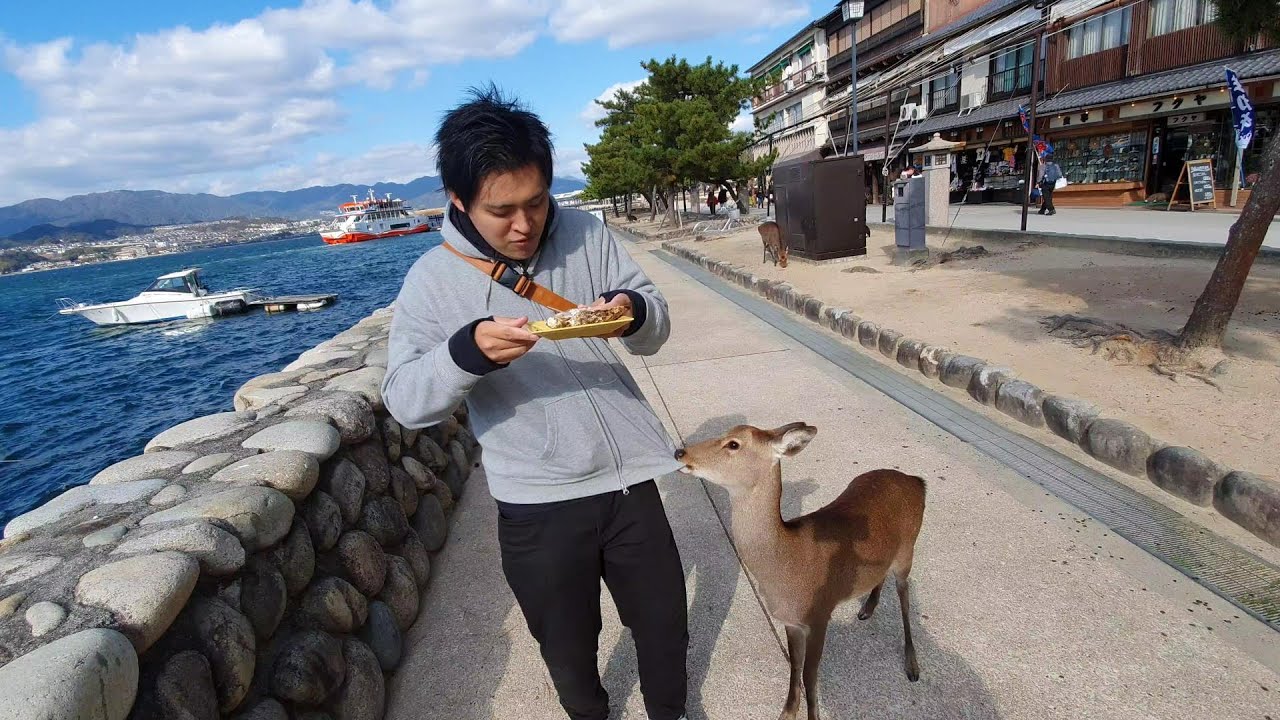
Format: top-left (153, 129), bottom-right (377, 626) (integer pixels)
top-left (1020, 104), bottom-right (1053, 157)
top-left (1225, 68), bottom-right (1255, 150)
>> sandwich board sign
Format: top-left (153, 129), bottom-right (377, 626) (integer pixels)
top-left (1167, 158), bottom-right (1217, 211)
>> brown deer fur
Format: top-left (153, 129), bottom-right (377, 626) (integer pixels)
top-left (758, 221), bottom-right (788, 267)
top-left (675, 422), bottom-right (925, 720)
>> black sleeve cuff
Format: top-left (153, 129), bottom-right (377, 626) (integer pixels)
top-left (599, 289), bottom-right (647, 337)
top-left (448, 317), bottom-right (505, 376)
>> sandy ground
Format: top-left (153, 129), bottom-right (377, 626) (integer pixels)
top-left (659, 227), bottom-right (1279, 488)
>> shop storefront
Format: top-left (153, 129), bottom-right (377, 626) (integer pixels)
top-left (1038, 79), bottom-right (1280, 206)
top-left (938, 121), bottom-right (1032, 204)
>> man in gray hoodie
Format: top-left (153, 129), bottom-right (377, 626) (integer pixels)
top-left (381, 85), bottom-right (688, 720)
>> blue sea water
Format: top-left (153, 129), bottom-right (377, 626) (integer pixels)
top-left (0, 231), bottom-right (441, 526)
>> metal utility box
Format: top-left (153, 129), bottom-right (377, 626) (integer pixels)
top-left (893, 177), bottom-right (926, 250)
top-left (772, 151), bottom-right (869, 261)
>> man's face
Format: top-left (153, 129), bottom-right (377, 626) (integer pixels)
top-left (453, 164), bottom-right (549, 261)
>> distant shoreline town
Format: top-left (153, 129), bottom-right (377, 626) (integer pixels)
top-left (0, 217), bottom-right (331, 275)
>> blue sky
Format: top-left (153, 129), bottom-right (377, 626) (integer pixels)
top-left (0, 0), bottom-right (816, 205)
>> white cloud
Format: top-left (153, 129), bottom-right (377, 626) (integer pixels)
top-left (580, 79), bottom-right (645, 124)
top-left (257, 142), bottom-right (438, 191)
top-left (549, 0), bottom-right (811, 49)
top-left (555, 146), bottom-right (590, 178)
top-left (730, 111), bottom-right (754, 133)
top-left (0, 0), bottom-right (809, 204)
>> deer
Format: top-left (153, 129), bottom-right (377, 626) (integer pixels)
top-left (758, 221), bottom-right (788, 268)
top-left (674, 422), bottom-right (926, 720)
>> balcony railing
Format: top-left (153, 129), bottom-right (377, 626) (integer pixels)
top-left (752, 63), bottom-right (821, 108)
top-left (987, 65), bottom-right (1032, 100)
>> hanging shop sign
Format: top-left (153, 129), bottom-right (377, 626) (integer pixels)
top-left (1049, 110), bottom-right (1107, 130)
top-left (1118, 91), bottom-right (1230, 119)
top-left (1167, 112), bottom-right (1209, 127)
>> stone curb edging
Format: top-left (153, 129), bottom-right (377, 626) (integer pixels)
top-left (661, 240), bottom-right (1280, 550)
top-left (0, 306), bottom-right (479, 719)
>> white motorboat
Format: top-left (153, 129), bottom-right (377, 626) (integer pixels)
top-left (57, 268), bottom-right (261, 326)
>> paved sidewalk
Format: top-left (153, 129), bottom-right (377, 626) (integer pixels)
top-left (871, 202), bottom-right (1280, 248)
top-left (385, 243), bottom-right (1280, 719)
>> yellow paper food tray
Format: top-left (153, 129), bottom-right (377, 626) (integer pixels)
top-left (528, 316), bottom-right (633, 340)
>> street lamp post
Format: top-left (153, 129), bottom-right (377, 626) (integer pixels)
top-left (843, 2), bottom-right (865, 156)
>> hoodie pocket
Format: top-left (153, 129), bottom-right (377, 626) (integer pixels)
top-left (590, 384), bottom-right (673, 461)
top-left (541, 391), bottom-right (615, 478)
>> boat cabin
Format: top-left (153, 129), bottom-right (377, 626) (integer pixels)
top-left (145, 269), bottom-right (209, 296)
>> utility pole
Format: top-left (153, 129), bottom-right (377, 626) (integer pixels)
top-left (1020, 28), bottom-right (1045, 233)
top-left (883, 87), bottom-right (893, 223)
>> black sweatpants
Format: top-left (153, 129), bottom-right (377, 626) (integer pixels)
top-left (497, 480), bottom-right (688, 720)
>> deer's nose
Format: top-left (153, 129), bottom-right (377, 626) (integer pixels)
top-left (674, 449), bottom-right (686, 460)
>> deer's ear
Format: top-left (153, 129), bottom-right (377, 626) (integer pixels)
top-left (772, 423), bottom-right (816, 457)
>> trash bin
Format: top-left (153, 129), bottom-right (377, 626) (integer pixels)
top-left (893, 177), bottom-right (926, 252)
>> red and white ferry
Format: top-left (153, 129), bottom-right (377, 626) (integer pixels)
top-left (320, 189), bottom-right (442, 244)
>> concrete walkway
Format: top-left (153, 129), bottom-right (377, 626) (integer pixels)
top-left (871, 202), bottom-right (1280, 248)
top-left (385, 242), bottom-right (1280, 720)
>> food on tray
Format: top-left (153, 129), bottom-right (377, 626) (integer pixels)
top-left (544, 305), bottom-right (629, 329)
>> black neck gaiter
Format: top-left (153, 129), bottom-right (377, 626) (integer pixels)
top-left (449, 201), bottom-right (556, 271)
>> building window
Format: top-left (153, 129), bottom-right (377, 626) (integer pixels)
top-left (829, 26), bottom-right (853, 55)
top-left (989, 44), bottom-right (1033, 98)
top-left (929, 74), bottom-right (959, 112)
top-left (1066, 7), bottom-right (1131, 58)
top-left (1149, 0), bottom-right (1217, 37)
top-left (856, 0), bottom-right (923, 43)
top-left (796, 47), bottom-right (813, 70)
top-left (784, 102), bottom-right (804, 127)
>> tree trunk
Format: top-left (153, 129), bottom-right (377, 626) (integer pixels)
top-left (1179, 135), bottom-right (1280, 349)
top-left (725, 181), bottom-right (749, 213)
top-left (665, 184), bottom-right (681, 225)
top-left (611, 196), bottom-right (619, 217)
top-left (624, 194), bottom-right (631, 218)
top-left (650, 185), bottom-right (659, 221)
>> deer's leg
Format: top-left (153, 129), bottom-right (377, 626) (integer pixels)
top-left (857, 583), bottom-right (883, 620)
top-left (781, 624), bottom-right (808, 720)
top-left (896, 571), bottom-right (921, 682)
top-left (802, 620), bottom-right (828, 720)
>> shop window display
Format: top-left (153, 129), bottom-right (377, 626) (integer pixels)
top-left (1057, 130), bottom-right (1146, 184)
top-left (953, 145), bottom-right (1027, 192)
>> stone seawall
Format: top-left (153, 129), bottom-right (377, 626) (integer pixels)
top-left (0, 307), bottom-right (478, 719)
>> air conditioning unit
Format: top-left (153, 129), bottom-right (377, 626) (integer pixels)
top-left (899, 103), bottom-right (922, 123)
top-left (958, 91), bottom-right (986, 116)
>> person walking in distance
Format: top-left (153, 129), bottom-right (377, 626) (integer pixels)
top-left (1038, 153), bottom-right (1063, 216)
top-left (382, 85), bottom-right (689, 720)
top-left (707, 187), bottom-right (718, 215)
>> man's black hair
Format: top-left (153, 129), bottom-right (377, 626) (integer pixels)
top-left (435, 83), bottom-right (554, 209)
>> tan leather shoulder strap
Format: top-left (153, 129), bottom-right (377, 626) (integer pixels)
top-left (441, 242), bottom-right (576, 313)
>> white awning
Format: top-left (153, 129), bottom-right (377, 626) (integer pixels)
top-left (1050, 0), bottom-right (1111, 22)
top-left (942, 6), bottom-right (1040, 56)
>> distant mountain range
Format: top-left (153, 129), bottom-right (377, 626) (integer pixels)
top-left (0, 175), bottom-right (586, 239)
top-left (0, 219), bottom-right (153, 248)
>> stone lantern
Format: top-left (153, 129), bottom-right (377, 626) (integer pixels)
top-left (909, 132), bottom-right (966, 227)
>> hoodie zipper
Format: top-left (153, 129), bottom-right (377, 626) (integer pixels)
top-left (535, 298), bottom-right (630, 496)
